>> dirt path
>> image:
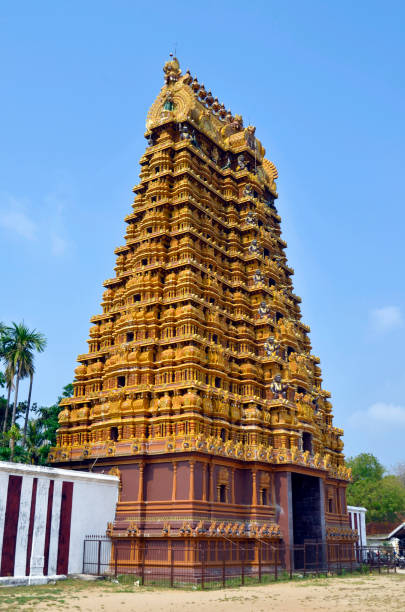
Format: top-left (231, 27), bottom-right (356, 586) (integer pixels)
top-left (1, 573), bottom-right (404, 611)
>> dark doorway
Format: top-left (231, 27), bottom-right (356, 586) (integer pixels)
top-left (302, 432), bottom-right (312, 453)
top-left (291, 473), bottom-right (324, 570)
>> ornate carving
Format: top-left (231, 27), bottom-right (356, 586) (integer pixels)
top-left (51, 58), bottom-right (349, 503)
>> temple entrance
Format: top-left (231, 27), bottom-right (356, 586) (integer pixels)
top-left (291, 473), bottom-right (324, 570)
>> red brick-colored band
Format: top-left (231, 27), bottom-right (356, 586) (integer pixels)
top-left (56, 481), bottom-right (73, 575)
top-left (0, 475), bottom-right (23, 577)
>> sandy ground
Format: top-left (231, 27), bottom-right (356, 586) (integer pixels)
top-left (1, 573), bottom-right (404, 611)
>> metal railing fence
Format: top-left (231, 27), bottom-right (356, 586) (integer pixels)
top-left (82, 537), bottom-right (400, 589)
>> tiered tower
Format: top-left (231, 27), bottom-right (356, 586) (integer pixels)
top-left (50, 57), bottom-right (354, 564)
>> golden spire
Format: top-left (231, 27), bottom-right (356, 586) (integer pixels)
top-left (163, 53), bottom-right (181, 84)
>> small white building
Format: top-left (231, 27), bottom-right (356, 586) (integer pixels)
top-left (367, 522), bottom-right (405, 550)
top-left (0, 461), bottom-right (118, 583)
top-left (348, 505), bottom-right (367, 547)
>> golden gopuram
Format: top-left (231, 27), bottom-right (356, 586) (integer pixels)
top-left (50, 56), bottom-right (355, 570)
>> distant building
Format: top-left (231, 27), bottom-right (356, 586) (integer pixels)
top-left (366, 517), bottom-right (405, 549)
top-left (348, 506), bottom-right (367, 547)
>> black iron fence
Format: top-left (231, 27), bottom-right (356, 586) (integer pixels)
top-left (82, 536), bottom-right (400, 589)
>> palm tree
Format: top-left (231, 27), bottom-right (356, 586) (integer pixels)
top-left (4, 323), bottom-right (46, 459)
top-left (0, 324), bottom-right (14, 433)
top-left (24, 419), bottom-right (47, 465)
top-left (22, 358), bottom-right (34, 444)
top-left (2, 364), bottom-right (15, 433)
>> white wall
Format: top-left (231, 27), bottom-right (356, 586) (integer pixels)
top-left (0, 462), bottom-right (118, 577)
top-left (348, 505), bottom-right (367, 547)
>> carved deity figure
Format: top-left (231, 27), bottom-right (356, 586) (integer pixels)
top-left (244, 125), bottom-right (256, 150)
top-left (211, 147), bottom-right (219, 164)
top-left (179, 123), bottom-right (192, 140)
top-left (145, 133), bottom-right (155, 146)
top-left (281, 285), bottom-right (291, 299)
top-left (162, 91), bottom-right (175, 111)
top-left (190, 129), bottom-right (200, 149)
top-left (228, 114), bottom-right (243, 131)
top-left (270, 374), bottom-right (287, 399)
top-left (243, 184), bottom-right (254, 198)
top-left (249, 239), bottom-right (261, 255)
top-left (312, 394), bottom-right (320, 413)
top-left (258, 301), bottom-right (269, 318)
top-left (253, 268), bottom-right (264, 284)
top-left (237, 154), bottom-right (247, 170)
top-left (264, 335), bottom-right (279, 357)
top-left (222, 154), bottom-right (232, 170)
top-left (246, 212), bottom-right (257, 225)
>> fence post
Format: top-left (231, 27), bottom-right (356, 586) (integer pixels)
top-left (378, 549), bottom-right (381, 575)
top-left (82, 540), bottom-right (86, 574)
top-left (275, 544), bottom-right (278, 581)
top-left (141, 545), bottom-right (145, 586)
top-left (170, 544), bottom-right (174, 587)
top-left (289, 545), bottom-right (293, 579)
top-left (114, 541), bottom-right (118, 578)
top-left (241, 545), bottom-right (245, 586)
top-left (315, 543), bottom-right (319, 577)
top-left (222, 549), bottom-right (226, 588)
top-left (97, 539), bottom-right (102, 576)
top-left (258, 541), bottom-right (262, 583)
top-left (201, 546), bottom-right (205, 590)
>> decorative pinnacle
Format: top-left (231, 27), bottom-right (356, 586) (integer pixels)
top-left (163, 54), bottom-right (181, 84)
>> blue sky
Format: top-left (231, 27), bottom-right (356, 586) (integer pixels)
top-left (1, 1), bottom-right (405, 468)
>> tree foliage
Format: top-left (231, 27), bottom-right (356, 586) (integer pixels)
top-left (346, 453), bottom-right (405, 523)
top-left (0, 383), bottom-right (72, 465)
top-left (346, 453), bottom-right (385, 483)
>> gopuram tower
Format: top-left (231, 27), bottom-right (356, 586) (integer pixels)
top-left (50, 57), bottom-right (354, 565)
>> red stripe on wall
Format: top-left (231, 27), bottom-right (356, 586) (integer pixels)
top-left (56, 481), bottom-right (73, 575)
top-left (25, 478), bottom-right (38, 576)
top-left (43, 480), bottom-right (54, 576)
top-left (0, 475), bottom-right (23, 577)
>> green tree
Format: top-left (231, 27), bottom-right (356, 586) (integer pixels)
top-left (1, 365), bottom-right (15, 433)
top-left (0, 324), bottom-right (14, 433)
top-left (3, 322), bottom-right (46, 458)
top-left (346, 453), bottom-right (385, 483)
top-left (394, 462), bottom-right (405, 488)
top-left (348, 475), bottom-right (405, 523)
top-left (23, 419), bottom-right (48, 465)
top-left (5, 424), bottom-right (22, 462)
top-left (346, 453), bottom-right (405, 523)
top-left (22, 358), bottom-right (34, 444)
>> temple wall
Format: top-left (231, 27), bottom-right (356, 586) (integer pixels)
top-left (194, 461), bottom-right (203, 500)
top-left (145, 462), bottom-right (172, 501)
top-left (0, 462), bottom-right (118, 579)
top-left (175, 461), bottom-right (189, 499)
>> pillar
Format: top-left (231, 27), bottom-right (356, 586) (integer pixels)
top-left (209, 463), bottom-right (214, 502)
top-left (252, 468), bottom-right (257, 506)
top-left (172, 461), bottom-right (177, 501)
top-left (202, 463), bottom-right (207, 501)
top-left (137, 461), bottom-right (144, 502)
top-left (189, 460), bottom-right (195, 501)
